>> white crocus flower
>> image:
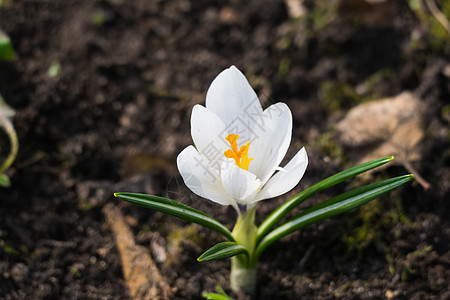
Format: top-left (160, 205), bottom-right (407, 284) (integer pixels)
top-left (177, 66), bottom-right (308, 213)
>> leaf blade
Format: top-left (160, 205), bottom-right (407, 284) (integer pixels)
top-left (257, 156), bottom-right (395, 242)
top-left (0, 173), bottom-right (10, 187)
top-left (0, 30), bottom-right (16, 61)
top-left (198, 242), bottom-right (248, 262)
top-left (114, 192), bottom-right (234, 241)
top-left (254, 174), bottom-right (413, 260)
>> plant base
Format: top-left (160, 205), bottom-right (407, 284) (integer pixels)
top-left (230, 256), bottom-right (256, 295)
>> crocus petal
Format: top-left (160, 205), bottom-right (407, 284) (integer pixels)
top-left (205, 66), bottom-right (263, 127)
top-left (253, 147), bottom-right (308, 202)
top-left (190, 104), bottom-right (229, 170)
top-left (177, 146), bottom-right (238, 209)
top-left (221, 159), bottom-right (262, 205)
top-left (247, 103), bottom-right (292, 185)
top-left (177, 66), bottom-right (309, 213)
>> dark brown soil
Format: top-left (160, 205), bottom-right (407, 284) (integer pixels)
top-left (0, 0), bottom-right (449, 299)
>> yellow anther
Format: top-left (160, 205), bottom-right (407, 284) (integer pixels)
top-left (224, 134), bottom-right (254, 171)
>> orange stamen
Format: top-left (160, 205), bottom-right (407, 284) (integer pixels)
top-left (224, 134), bottom-right (254, 171)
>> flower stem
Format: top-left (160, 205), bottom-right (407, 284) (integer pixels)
top-left (230, 256), bottom-right (257, 295)
top-left (230, 207), bottom-right (258, 295)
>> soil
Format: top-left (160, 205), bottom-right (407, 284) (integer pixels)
top-left (0, 0), bottom-right (449, 299)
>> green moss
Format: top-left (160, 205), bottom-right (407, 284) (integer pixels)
top-left (385, 252), bottom-right (396, 275)
top-left (428, 1), bottom-right (450, 54)
top-left (278, 57), bottom-right (291, 79)
top-left (137, 224), bottom-right (152, 237)
top-left (388, 245), bottom-right (432, 282)
top-left (407, 0), bottom-right (450, 54)
top-left (314, 130), bottom-right (344, 161)
top-left (308, 0), bottom-right (338, 32)
top-left (69, 265), bottom-right (82, 278)
top-left (145, 84), bottom-right (176, 99)
top-left (318, 69), bottom-right (393, 114)
top-left (441, 104), bottom-right (450, 123)
top-left (361, 68), bottom-right (393, 98)
top-left (167, 223), bottom-right (201, 244)
top-left (394, 245), bottom-right (432, 281)
top-left (319, 80), bottom-right (362, 113)
top-left (0, 0), bottom-right (12, 7)
top-left (340, 189), bottom-right (409, 257)
top-left (4, 245), bottom-right (19, 255)
top-left (79, 200), bottom-right (95, 211)
top-left (401, 264), bottom-right (417, 282)
top-left (278, 34), bottom-right (292, 51)
top-left (166, 224), bottom-right (201, 265)
top-left (333, 282), bottom-right (352, 296)
top-left (408, 245), bottom-right (433, 257)
top-left (92, 11), bottom-right (106, 26)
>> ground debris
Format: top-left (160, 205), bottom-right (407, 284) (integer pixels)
top-left (337, 0), bottom-right (397, 27)
top-left (103, 204), bottom-right (173, 300)
top-left (336, 91), bottom-right (430, 188)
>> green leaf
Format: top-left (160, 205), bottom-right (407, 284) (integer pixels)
top-left (0, 0), bottom-right (13, 8)
top-left (47, 61), bottom-right (62, 78)
top-left (254, 174), bottom-right (413, 260)
top-left (202, 292), bottom-right (231, 300)
top-left (408, 0), bottom-right (420, 11)
top-left (0, 173), bottom-right (10, 187)
top-left (114, 192), bottom-right (234, 241)
top-left (0, 94), bottom-right (15, 120)
top-left (257, 156), bottom-right (394, 242)
top-left (0, 95), bottom-right (18, 174)
top-left (198, 242), bottom-right (248, 262)
top-left (0, 29), bottom-right (16, 61)
top-left (202, 286), bottom-right (233, 300)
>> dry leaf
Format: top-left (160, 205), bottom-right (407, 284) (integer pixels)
top-left (284, 0), bottom-right (307, 19)
top-left (103, 204), bottom-right (173, 299)
top-left (336, 91), bottom-right (429, 188)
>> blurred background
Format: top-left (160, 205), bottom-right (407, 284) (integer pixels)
top-left (0, 0), bottom-right (449, 299)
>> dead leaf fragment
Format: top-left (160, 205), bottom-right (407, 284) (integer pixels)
top-left (284, 0), bottom-right (307, 19)
top-left (103, 204), bottom-right (173, 299)
top-left (337, 0), bottom-right (396, 27)
top-left (336, 91), bottom-right (429, 188)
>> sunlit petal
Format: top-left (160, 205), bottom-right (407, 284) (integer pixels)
top-left (254, 147), bottom-right (308, 202)
top-left (177, 146), bottom-right (238, 209)
top-left (205, 66), bottom-right (263, 127)
top-left (221, 159), bottom-right (262, 205)
top-left (248, 103), bottom-right (292, 185)
top-left (191, 105), bottom-right (229, 168)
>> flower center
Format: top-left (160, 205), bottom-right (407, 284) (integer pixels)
top-left (224, 134), bottom-right (254, 171)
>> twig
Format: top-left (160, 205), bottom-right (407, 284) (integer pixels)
top-left (425, 0), bottom-right (450, 36)
top-left (298, 245), bottom-right (315, 270)
top-left (403, 160), bottom-right (430, 190)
